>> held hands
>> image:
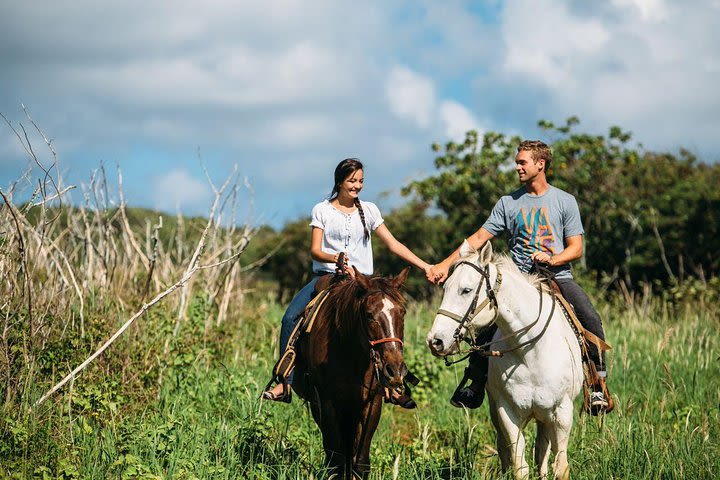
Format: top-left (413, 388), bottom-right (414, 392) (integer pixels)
top-left (427, 262), bottom-right (450, 285)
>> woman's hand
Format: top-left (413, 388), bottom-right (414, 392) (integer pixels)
top-left (423, 264), bottom-right (435, 282)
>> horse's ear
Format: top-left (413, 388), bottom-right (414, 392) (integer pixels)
top-left (479, 241), bottom-right (493, 264)
top-left (354, 266), bottom-right (371, 291)
top-left (459, 239), bottom-right (477, 258)
top-left (391, 267), bottom-right (411, 289)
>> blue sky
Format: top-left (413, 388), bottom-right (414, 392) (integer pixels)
top-left (1, 0), bottom-right (719, 228)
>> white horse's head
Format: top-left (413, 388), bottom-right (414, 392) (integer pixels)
top-left (426, 240), bottom-right (499, 357)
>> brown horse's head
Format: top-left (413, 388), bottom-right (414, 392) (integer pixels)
top-left (334, 267), bottom-right (411, 389)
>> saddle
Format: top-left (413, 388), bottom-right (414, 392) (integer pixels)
top-left (533, 265), bottom-right (614, 414)
top-left (263, 273), bottom-right (339, 401)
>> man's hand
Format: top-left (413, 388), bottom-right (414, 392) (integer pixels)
top-left (428, 262), bottom-right (450, 284)
top-left (531, 251), bottom-right (553, 266)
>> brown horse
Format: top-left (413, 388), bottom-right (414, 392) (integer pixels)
top-left (292, 266), bottom-right (411, 479)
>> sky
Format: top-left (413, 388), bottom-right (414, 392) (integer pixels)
top-left (1, 0), bottom-right (719, 228)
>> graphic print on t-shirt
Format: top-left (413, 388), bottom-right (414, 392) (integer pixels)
top-left (516, 207), bottom-right (556, 255)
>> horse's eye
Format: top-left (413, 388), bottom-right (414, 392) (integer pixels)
top-left (460, 287), bottom-right (472, 295)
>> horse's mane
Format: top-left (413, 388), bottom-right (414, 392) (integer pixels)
top-left (494, 254), bottom-right (549, 291)
top-left (454, 251), bottom-right (546, 290)
top-left (326, 275), bottom-right (406, 336)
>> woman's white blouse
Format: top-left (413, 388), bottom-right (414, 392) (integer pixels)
top-left (310, 200), bottom-right (384, 275)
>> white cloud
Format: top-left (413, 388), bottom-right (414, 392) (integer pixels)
top-left (502, 0), bottom-right (610, 89)
top-left (439, 100), bottom-right (483, 141)
top-left (153, 169), bottom-right (212, 213)
top-left (384, 65), bottom-right (482, 142)
top-left (498, 0), bottom-right (720, 154)
top-left (612, 0), bottom-right (668, 21)
top-left (385, 66), bottom-right (436, 129)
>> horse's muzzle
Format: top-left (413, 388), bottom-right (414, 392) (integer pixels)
top-left (427, 336), bottom-right (446, 357)
top-left (426, 333), bottom-right (458, 357)
top-left (381, 361), bottom-right (408, 388)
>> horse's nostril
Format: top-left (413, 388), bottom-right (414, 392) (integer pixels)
top-left (399, 363), bottom-right (408, 378)
top-left (383, 363), bottom-right (395, 379)
top-left (432, 338), bottom-right (444, 351)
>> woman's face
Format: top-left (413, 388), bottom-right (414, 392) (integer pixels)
top-left (338, 169), bottom-right (364, 199)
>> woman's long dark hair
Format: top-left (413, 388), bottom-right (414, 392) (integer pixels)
top-left (329, 158), bottom-right (369, 241)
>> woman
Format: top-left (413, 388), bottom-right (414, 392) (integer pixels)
top-left (263, 158), bottom-right (433, 407)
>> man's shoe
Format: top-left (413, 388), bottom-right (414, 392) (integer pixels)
top-left (587, 378), bottom-right (614, 416)
top-left (450, 384), bottom-right (485, 409)
top-left (450, 357), bottom-right (488, 409)
top-left (590, 391), bottom-right (608, 410)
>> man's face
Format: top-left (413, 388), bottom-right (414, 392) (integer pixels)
top-left (515, 150), bottom-right (544, 184)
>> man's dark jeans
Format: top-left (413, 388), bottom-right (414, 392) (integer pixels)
top-left (472, 277), bottom-right (606, 371)
top-left (555, 277), bottom-right (606, 370)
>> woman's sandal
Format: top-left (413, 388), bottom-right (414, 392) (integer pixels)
top-left (261, 389), bottom-right (292, 403)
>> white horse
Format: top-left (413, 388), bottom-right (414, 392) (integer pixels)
top-left (427, 241), bottom-right (583, 480)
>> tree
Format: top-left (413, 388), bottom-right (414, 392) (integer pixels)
top-left (402, 118), bottom-right (720, 290)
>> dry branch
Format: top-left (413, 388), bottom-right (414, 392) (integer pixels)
top-left (34, 223), bottom-right (250, 407)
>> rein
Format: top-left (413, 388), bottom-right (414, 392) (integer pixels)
top-left (436, 261), bottom-right (556, 366)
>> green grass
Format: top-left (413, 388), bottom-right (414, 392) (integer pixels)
top-left (3, 297), bottom-right (719, 479)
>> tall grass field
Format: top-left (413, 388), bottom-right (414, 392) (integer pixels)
top-left (2, 293), bottom-right (718, 479)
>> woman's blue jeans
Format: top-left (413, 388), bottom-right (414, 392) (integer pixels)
top-left (279, 275), bottom-right (323, 383)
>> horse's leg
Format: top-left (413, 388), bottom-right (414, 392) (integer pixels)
top-left (312, 396), bottom-right (346, 478)
top-left (494, 400), bottom-right (530, 480)
top-left (534, 421), bottom-right (551, 479)
top-left (351, 395), bottom-right (383, 479)
top-left (547, 400), bottom-right (574, 480)
top-left (488, 396), bottom-right (511, 473)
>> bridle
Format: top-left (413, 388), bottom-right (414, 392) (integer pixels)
top-left (367, 306), bottom-right (404, 385)
top-left (435, 260), bottom-right (556, 366)
top-left (436, 261), bottom-right (502, 358)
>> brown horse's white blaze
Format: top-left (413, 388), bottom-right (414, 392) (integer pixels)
top-left (372, 297), bottom-right (407, 388)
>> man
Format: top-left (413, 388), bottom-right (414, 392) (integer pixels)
top-left (428, 140), bottom-right (612, 414)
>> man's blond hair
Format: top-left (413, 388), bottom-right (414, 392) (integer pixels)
top-left (518, 140), bottom-right (552, 174)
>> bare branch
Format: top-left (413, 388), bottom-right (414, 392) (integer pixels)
top-left (29, 185), bottom-right (76, 208)
top-left (117, 166), bottom-right (150, 271)
top-left (34, 262), bottom-right (203, 407)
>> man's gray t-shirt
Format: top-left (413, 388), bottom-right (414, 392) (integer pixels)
top-left (481, 185), bottom-right (584, 279)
